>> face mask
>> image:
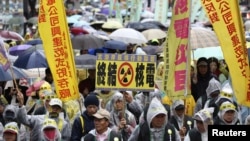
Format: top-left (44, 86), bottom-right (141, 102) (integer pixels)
top-left (44, 128), bottom-right (57, 141)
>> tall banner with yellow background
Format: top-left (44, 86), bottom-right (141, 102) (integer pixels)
top-left (38, 0), bottom-right (79, 102)
top-left (163, 0), bottom-right (191, 100)
top-left (201, 1), bottom-right (250, 107)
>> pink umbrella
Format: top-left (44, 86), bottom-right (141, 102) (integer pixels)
top-left (0, 30), bottom-right (24, 41)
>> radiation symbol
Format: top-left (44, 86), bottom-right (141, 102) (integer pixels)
top-left (118, 62), bottom-right (134, 87)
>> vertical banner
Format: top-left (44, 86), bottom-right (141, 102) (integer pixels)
top-left (38, 0), bottom-right (79, 102)
top-left (163, 0), bottom-right (191, 100)
top-left (0, 38), bottom-right (10, 70)
top-left (154, 0), bottom-right (168, 24)
top-left (201, 1), bottom-right (250, 107)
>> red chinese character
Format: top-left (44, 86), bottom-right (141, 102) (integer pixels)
top-left (53, 37), bottom-right (63, 47)
top-left (48, 6), bottom-right (58, 16)
top-left (47, 0), bottom-right (56, 6)
top-left (209, 12), bottom-right (220, 23)
top-left (39, 5), bottom-right (45, 13)
top-left (231, 35), bottom-right (240, 47)
top-left (54, 47), bottom-right (65, 58)
top-left (174, 18), bottom-right (189, 38)
top-left (175, 44), bottom-right (187, 65)
top-left (57, 67), bottom-right (68, 78)
top-left (237, 57), bottom-right (248, 69)
top-left (204, 2), bottom-right (216, 14)
top-left (201, 0), bottom-right (212, 4)
top-left (59, 89), bottom-right (71, 99)
top-left (174, 0), bottom-right (188, 15)
top-left (227, 23), bottom-right (236, 36)
top-left (219, 1), bottom-right (230, 14)
top-left (55, 58), bottom-right (65, 68)
top-left (51, 26), bottom-right (61, 36)
top-left (50, 16), bottom-right (59, 26)
top-left (222, 11), bottom-right (232, 24)
top-left (174, 70), bottom-right (186, 91)
top-left (38, 14), bottom-right (46, 23)
top-left (234, 45), bottom-right (244, 58)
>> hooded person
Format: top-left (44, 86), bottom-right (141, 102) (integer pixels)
top-left (16, 92), bottom-right (71, 141)
top-left (3, 105), bottom-right (27, 141)
top-left (71, 94), bottom-right (100, 141)
top-left (194, 78), bottom-right (221, 116)
top-left (244, 115), bottom-right (250, 125)
top-left (191, 57), bottom-right (216, 102)
top-left (41, 118), bottom-right (61, 141)
top-left (109, 92), bottom-right (137, 141)
top-left (128, 97), bottom-right (181, 141)
top-left (184, 108), bottom-right (214, 141)
top-left (213, 101), bottom-right (240, 125)
top-left (3, 122), bottom-right (20, 141)
top-left (169, 100), bottom-right (194, 140)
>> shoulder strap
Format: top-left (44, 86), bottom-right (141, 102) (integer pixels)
top-left (80, 115), bottom-right (85, 133)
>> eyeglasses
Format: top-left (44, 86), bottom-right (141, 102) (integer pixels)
top-left (220, 103), bottom-right (236, 111)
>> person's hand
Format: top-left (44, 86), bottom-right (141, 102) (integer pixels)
top-left (16, 91), bottom-right (24, 107)
top-left (179, 127), bottom-right (187, 136)
top-left (119, 118), bottom-right (127, 129)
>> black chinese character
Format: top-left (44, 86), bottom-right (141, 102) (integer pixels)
top-left (146, 63), bottom-right (155, 87)
top-left (97, 62), bottom-right (106, 85)
top-left (135, 63), bottom-right (145, 87)
top-left (107, 62), bottom-right (117, 86)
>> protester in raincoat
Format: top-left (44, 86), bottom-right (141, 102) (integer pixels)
top-left (41, 118), bottom-right (62, 141)
top-left (213, 101), bottom-right (240, 125)
top-left (194, 78), bottom-right (221, 116)
top-left (128, 97), bottom-right (181, 141)
top-left (169, 100), bottom-right (194, 141)
top-left (184, 108), bottom-right (214, 141)
top-left (16, 92), bottom-right (71, 141)
top-left (109, 92), bottom-right (137, 141)
top-left (82, 109), bottom-right (122, 141)
top-left (2, 122), bottom-right (20, 141)
top-left (3, 104), bottom-right (27, 141)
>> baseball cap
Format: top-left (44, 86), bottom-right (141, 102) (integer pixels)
top-left (49, 98), bottom-right (62, 108)
top-left (93, 109), bottom-right (110, 121)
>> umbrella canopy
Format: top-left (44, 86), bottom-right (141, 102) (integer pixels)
top-left (192, 46), bottom-right (224, 60)
top-left (7, 16), bottom-right (25, 25)
top-left (74, 54), bottom-right (97, 68)
top-left (0, 30), bottom-right (24, 41)
top-left (109, 28), bottom-right (147, 44)
top-left (27, 16), bottom-right (38, 24)
top-left (190, 27), bottom-right (220, 49)
top-left (142, 45), bottom-right (163, 55)
top-left (71, 34), bottom-right (105, 50)
top-left (25, 39), bottom-right (43, 45)
top-left (102, 20), bottom-right (123, 30)
top-left (104, 40), bottom-right (127, 51)
top-left (13, 46), bottom-right (48, 69)
top-left (9, 44), bottom-right (33, 56)
top-left (142, 29), bottom-right (167, 41)
top-left (0, 65), bottom-right (28, 81)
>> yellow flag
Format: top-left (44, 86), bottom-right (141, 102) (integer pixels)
top-left (201, 1), bottom-right (250, 107)
top-left (38, 0), bottom-right (79, 102)
top-left (163, 0), bottom-right (191, 100)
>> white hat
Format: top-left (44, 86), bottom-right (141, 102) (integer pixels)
top-left (93, 109), bottom-right (111, 121)
top-left (49, 98), bottom-right (62, 108)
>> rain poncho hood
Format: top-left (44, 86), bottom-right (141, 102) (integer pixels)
top-left (3, 104), bottom-right (18, 122)
top-left (3, 122), bottom-right (20, 141)
top-left (146, 97), bottom-right (168, 128)
top-left (193, 108), bottom-right (214, 133)
top-left (218, 101), bottom-right (238, 125)
top-left (206, 78), bottom-right (221, 98)
top-left (41, 118), bottom-right (61, 141)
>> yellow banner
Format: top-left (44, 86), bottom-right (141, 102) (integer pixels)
top-left (163, 0), bottom-right (191, 100)
top-left (38, 0), bottom-right (79, 102)
top-left (201, 1), bottom-right (250, 107)
top-left (96, 53), bottom-right (156, 91)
